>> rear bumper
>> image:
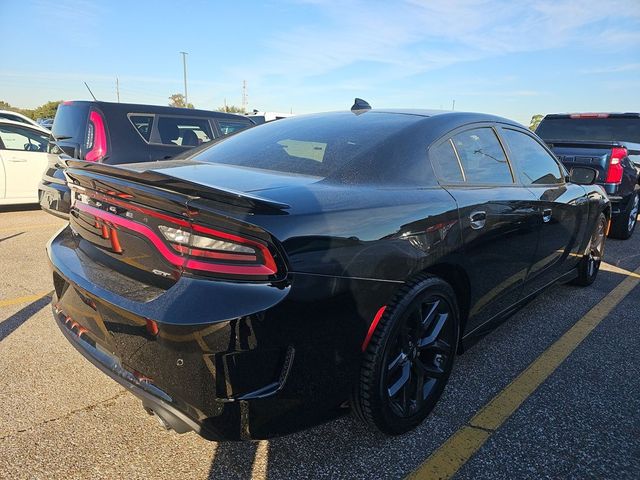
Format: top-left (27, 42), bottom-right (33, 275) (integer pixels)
top-left (38, 180), bottom-right (71, 219)
top-left (53, 305), bottom-right (204, 436)
top-left (48, 226), bottom-right (398, 440)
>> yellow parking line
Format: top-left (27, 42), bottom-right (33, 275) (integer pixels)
top-left (0, 291), bottom-right (52, 308)
top-left (0, 223), bottom-right (63, 233)
top-left (408, 264), bottom-right (640, 480)
top-left (600, 262), bottom-right (640, 279)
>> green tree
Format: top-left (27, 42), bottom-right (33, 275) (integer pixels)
top-left (529, 114), bottom-right (544, 132)
top-left (218, 105), bottom-right (244, 113)
top-left (168, 93), bottom-right (194, 109)
top-left (31, 101), bottom-right (62, 120)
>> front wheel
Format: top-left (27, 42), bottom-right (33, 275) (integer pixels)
top-left (352, 275), bottom-right (459, 435)
top-left (572, 212), bottom-right (607, 286)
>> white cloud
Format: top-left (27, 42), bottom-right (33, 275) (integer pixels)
top-left (233, 0), bottom-right (640, 85)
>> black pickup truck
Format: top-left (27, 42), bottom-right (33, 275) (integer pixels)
top-left (536, 113), bottom-right (640, 239)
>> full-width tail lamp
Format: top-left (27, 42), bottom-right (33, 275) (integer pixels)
top-left (74, 201), bottom-right (278, 278)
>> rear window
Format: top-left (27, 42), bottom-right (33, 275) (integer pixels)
top-left (156, 116), bottom-right (214, 147)
top-left (190, 112), bottom-right (432, 185)
top-left (536, 117), bottom-right (640, 143)
top-left (51, 103), bottom-right (89, 141)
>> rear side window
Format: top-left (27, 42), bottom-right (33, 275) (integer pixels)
top-left (218, 120), bottom-right (251, 136)
top-left (156, 116), bottom-right (214, 147)
top-left (452, 128), bottom-right (513, 184)
top-left (501, 129), bottom-right (563, 185)
top-left (431, 139), bottom-right (464, 183)
top-left (129, 114), bottom-right (154, 141)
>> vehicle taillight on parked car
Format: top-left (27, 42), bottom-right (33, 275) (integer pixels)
top-left (605, 147), bottom-right (627, 184)
top-left (85, 110), bottom-right (107, 162)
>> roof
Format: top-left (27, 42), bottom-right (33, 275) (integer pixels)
top-left (59, 100), bottom-right (253, 121)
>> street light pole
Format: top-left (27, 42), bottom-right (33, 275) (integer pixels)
top-left (180, 51), bottom-right (188, 106)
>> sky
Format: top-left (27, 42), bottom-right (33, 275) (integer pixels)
top-left (1, 0), bottom-right (639, 125)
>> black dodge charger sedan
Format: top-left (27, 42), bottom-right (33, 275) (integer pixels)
top-left (48, 105), bottom-right (609, 440)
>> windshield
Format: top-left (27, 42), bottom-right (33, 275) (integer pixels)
top-left (189, 112), bottom-right (433, 185)
top-left (536, 117), bottom-right (640, 143)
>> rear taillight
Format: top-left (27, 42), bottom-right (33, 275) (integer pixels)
top-left (74, 199), bottom-right (278, 279)
top-left (85, 110), bottom-right (107, 162)
top-left (158, 223), bottom-right (277, 275)
top-left (605, 147), bottom-right (627, 184)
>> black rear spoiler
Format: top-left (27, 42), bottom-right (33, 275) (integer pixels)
top-left (63, 159), bottom-right (291, 213)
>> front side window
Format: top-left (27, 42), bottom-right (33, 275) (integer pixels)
top-left (156, 117), bottom-right (215, 146)
top-left (501, 129), bottom-right (563, 185)
top-left (218, 120), bottom-right (251, 136)
top-left (451, 127), bottom-right (513, 184)
top-left (0, 125), bottom-right (48, 152)
top-left (129, 114), bottom-right (154, 142)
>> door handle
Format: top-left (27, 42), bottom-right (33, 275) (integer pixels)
top-left (8, 158), bottom-right (27, 163)
top-left (542, 208), bottom-right (552, 223)
top-left (469, 211), bottom-right (487, 230)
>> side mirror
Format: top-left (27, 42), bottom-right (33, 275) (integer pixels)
top-left (569, 166), bottom-right (598, 185)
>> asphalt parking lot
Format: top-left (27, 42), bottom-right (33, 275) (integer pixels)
top-left (1, 207), bottom-right (639, 480)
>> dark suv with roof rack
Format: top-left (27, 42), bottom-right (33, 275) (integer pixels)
top-left (39, 101), bottom-right (254, 218)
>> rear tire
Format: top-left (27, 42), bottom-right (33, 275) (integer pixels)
top-left (572, 212), bottom-right (607, 286)
top-left (609, 193), bottom-right (638, 240)
top-left (352, 274), bottom-right (459, 435)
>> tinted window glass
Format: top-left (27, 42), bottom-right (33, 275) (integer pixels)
top-left (218, 120), bottom-right (251, 135)
top-left (51, 103), bottom-right (89, 141)
top-left (0, 125), bottom-right (49, 151)
top-left (536, 117), bottom-right (640, 143)
top-left (156, 116), bottom-right (214, 146)
top-left (129, 114), bottom-right (154, 141)
top-left (502, 129), bottom-right (563, 185)
top-left (0, 113), bottom-right (27, 124)
top-left (191, 112), bottom-right (433, 185)
top-left (431, 139), bottom-right (463, 182)
top-left (452, 128), bottom-right (512, 184)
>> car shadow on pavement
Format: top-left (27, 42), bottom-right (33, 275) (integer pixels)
top-left (0, 293), bottom-right (52, 342)
top-left (0, 204), bottom-right (42, 214)
top-left (0, 232), bottom-right (24, 243)
top-left (207, 414), bottom-right (390, 479)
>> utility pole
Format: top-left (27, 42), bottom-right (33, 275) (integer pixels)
top-left (180, 51), bottom-right (189, 105)
top-left (241, 80), bottom-right (247, 113)
top-left (116, 76), bottom-right (120, 103)
top-left (452, 99), bottom-right (456, 111)
top-left (224, 98), bottom-right (228, 112)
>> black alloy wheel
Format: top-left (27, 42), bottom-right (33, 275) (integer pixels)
top-left (573, 212), bottom-right (607, 286)
top-left (353, 275), bottom-right (459, 435)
